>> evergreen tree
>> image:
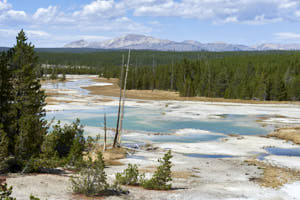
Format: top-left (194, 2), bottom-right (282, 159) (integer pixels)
top-left (0, 50), bottom-right (15, 160)
top-left (10, 30), bottom-right (47, 164)
top-left (142, 150), bottom-right (173, 190)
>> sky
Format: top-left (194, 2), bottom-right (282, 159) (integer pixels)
top-left (1, 0), bottom-right (300, 47)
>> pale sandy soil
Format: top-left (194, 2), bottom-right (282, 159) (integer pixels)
top-left (6, 136), bottom-right (300, 200)
top-left (5, 75), bottom-right (300, 200)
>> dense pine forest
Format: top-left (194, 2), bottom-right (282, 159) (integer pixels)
top-left (94, 51), bottom-right (300, 101)
top-left (2, 46), bottom-right (300, 101)
top-left (121, 54), bottom-right (300, 101)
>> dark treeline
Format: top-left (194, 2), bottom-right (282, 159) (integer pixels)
top-left (37, 50), bottom-right (205, 67)
top-left (3, 46), bottom-right (300, 101)
top-left (36, 49), bottom-right (289, 67)
top-left (42, 65), bottom-right (99, 76)
top-left (37, 49), bottom-right (300, 101)
top-left (116, 53), bottom-right (300, 101)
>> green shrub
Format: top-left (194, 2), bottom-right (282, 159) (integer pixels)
top-left (0, 183), bottom-right (16, 200)
top-left (142, 150), bottom-right (173, 190)
top-left (71, 152), bottom-right (127, 197)
top-left (115, 164), bottom-right (144, 186)
top-left (41, 119), bottom-right (85, 165)
top-left (0, 156), bottom-right (18, 174)
top-left (20, 156), bottom-right (64, 173)
top-left (50, 68), bottom-right (58, 80)
top-left (71, 152), bottom-right (108, 196)
top-left (85, 134), bottom-right (101, 153)
top-left (29, 195), bottom-right (40, 200)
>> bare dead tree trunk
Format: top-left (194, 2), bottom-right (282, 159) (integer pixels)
top-left (103, 113), bottom-right (107, 152)
top-left (117, 49), bottom-right (131, 145)
top-left (113, 55), bottom-right (125, 148)
top-left (171, 58), bottom-right (174, 90)
top-left (152, 55), bottom-right (155, 91)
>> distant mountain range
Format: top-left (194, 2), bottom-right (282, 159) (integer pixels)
top-left (64, 34), bottom-right (300, 52)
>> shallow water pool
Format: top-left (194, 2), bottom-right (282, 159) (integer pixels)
top-left (46, 105), bottom-right (270, 143)
top-left (44, 77), bottom-right (271, 143)
top-left (265, 147), bottom-right (300, 157)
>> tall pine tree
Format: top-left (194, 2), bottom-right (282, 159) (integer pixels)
top-left (0, 50), bottom-right (13, 159)
top-left (9, 30), bottom-right (47, 164)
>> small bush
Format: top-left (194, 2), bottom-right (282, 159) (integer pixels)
top-left (71, 153), bottom-right (108, 196)
top-left (71, 152), bottom-right (127, 197)
top-left (85, 134), bottom-right (101, 153)
top-left (115, 164), bottom-right (144, 186)
top-left (0, 156), bottom-right (18, 174)
top-left (29, 194), bottom-right (40, 200)
top-left (142, 150), bottom-right (173, 190)
top-left (41, 119), bottom-right (85, 166)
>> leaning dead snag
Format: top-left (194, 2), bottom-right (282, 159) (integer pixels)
top-left (103, 113), bottom-right (107, 152)
top-left (114, 55), bottom-right (125, 148)
top-left (118, 50), bottom-right (131, 145)
top-left (113, 49), bottom-right (130, 148)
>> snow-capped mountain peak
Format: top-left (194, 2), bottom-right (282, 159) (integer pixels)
top-left (64, 34), bottom-right (300, 51)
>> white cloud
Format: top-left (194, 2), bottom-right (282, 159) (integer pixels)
top-left (123, 0), bottom-right (300, 24)
top-left (79, 0), bottom-right (114, 15)
top-left (2, 0), bottom-right (300, 47)
top-left (6, 9), bottom-right (26, 19)
top-left (0, 0), bottom-right (27, 23)
top-left (224, 16), bottom-right (238, 23)
top-left (0, 28), bottom-right (17, 36)
top-left (27, 30), bottom-right (50, 38)
top-left (78, 35), bottom-right (110, 41)
top-left (0, 0), bottom-right (11, 10)
top-left (2, 0), bottom-right (300, 32)
top-left (275, 32), bottom-right (300, 40)
top-left (33, 6), bottom-right (58, 23)
top-left (73, 0), bottom-right (124, 19)
top-left (0, 28), bottom-right (50, 40)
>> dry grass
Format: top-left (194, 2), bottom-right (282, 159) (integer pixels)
top-left (84, 77), bottom-right (300, 104)
top-left (40, 79), bottom-right (61, 84)
top-left (85, 145), bottom-right (128, 166)
top-left (45, 97), bottom-right (90, 104)
top-left (45, 91), bottom-right (62, 97)
top-left (140, 167), bottom-right (192, 179)
top-left (171, 171), bottom-right (193, 179)
top-left (102, 147), bottom-right (128, 161)
top-left (268, 127), bottom-right (300, 145)
top-left (245, 160), bottom-right (300, 188)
